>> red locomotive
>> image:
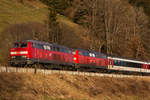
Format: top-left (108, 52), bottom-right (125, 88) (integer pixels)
top-left (73, 49), bottom-right (108, 70)
top-left (9, 40), bottom-right (74, 67)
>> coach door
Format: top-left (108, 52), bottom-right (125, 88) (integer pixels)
top-left (108, 58), bottom-right (114, 69)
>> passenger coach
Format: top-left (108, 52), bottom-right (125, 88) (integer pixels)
top-left (107, 56), bottom-right (150, 73)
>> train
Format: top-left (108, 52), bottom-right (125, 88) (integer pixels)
top-left (9, 40), bottom-right (150, 74)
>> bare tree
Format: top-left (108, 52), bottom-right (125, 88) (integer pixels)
top-left (74, 0), bottom-right (150, 59)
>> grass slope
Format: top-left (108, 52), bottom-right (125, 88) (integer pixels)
top-left (0, 0), bottom-right (49, 37)
top-left (0, 73), bottom-right (150, 100)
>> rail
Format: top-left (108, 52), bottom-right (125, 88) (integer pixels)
top-left (0, 65), bottom-right (148, 78)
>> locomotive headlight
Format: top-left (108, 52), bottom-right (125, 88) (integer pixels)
top-left (74, 57), bottom-right (77, 60)
top-left (12, 56), bottom-right (16, 59)
top-left (22, 56), bottom-right (26, 58)
top-left (20, 51), bottom-right (28, 54)
top-left (10, 52), bottom-right (17, 55)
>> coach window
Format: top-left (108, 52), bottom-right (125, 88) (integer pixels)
top-left (121, 61), bottom-right (126, 66)
top-left (20, 42), bottom-right (27, 48)
top-left (136, 63), bottom-right (142, 68)
top-left (114, 60), bottom-right (117, 65)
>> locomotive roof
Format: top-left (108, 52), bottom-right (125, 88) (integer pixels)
top-left (74, 48), bottom-right (90, 52)
top-left (74, 48), bottom-right (106, 56)
top-left (15, 40), bottom-right (70, 49)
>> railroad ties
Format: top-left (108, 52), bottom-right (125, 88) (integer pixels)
top-left (0, 65), bottom-right (148, 78)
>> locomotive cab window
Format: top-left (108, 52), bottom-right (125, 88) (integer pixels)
top-left (13, 43), bottom-right (19, 48)
top-left (20, 42), bottom-right (28, 48)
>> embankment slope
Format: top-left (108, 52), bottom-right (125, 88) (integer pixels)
top-left (0, 73), bottom-right (150, 100)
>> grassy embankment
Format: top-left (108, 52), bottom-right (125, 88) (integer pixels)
top-left (0, 72), bottom-right (150, 100)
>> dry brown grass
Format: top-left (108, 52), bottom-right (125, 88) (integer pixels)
top-left (0, 73), bottom-right (150, 100)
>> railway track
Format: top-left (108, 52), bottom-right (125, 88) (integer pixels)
top-left (0, 65), bottom-right (149, 78)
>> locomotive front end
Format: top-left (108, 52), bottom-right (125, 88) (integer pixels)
top-left (9, 41), bottom-right (32, 66)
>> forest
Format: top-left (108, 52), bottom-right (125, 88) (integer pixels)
top-left (0, 0), bottom-right (150, 63)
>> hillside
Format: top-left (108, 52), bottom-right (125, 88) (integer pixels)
top-left (1, 0), bottom-right (150, 63)
top-left (0, 0), bottom-right (49, 33)
top-left (0, 73), bottom-right (150, 100)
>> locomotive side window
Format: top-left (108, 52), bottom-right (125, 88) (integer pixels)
top-left (63, 48), bottom-right (68, 53)
top-left (39, 44), bottom-right (43, 49)
top-left (31, 43), bottom-right (34, 48)
top-left (65, 49), bottom-right (72, 54)
top-left (53, 47), bottom-right (56, 51)
top-left (56, 47), bottom-right (60, 51)
top-left (47, 46), bottom-right (50, 50)
top-left (53, 47), bottom-right (60, 51)
top-left (60, 48), bottom-right (64, 52)
top-left (83, 51), bottom-right (89, 56)
top-left (20, 42), bottom-right (27, 48)
top-left (89, 53), bottom-right (95, 57)
top-left (99, 54), bottom-right (106, 58)
top-left (14, 43), bottom-right (19, 48)
top-left (35, 43), bottom-right (39, 48)
top-left (79, 51), bottom-right (82, 55)
top-left (68, 50), bottom-right (72, 54)
top-left (35, 43), bottom-right (43, 49)
top-left (43, 45), bottom-right (51, 50)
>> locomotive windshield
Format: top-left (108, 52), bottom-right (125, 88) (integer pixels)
top-left (20, 42), bottom-right (27, 48)
top-left (13, 42), bottom-right (28, 48)
top-left (14, 43), bottom-right (19, 48)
